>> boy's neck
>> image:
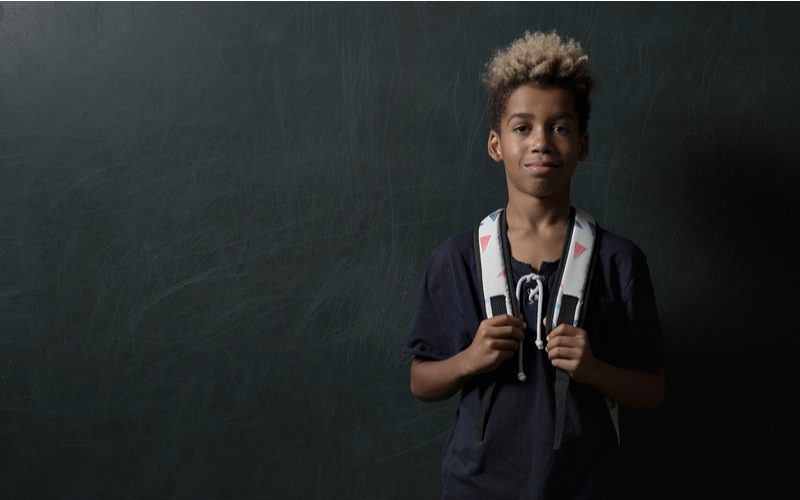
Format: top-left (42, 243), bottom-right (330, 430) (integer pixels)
top-left (505, 195), bottom-right (571, 268)
top-left (505, 195), bottom-right (571, 234)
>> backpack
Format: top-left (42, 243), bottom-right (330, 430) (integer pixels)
top-left (473, 207), bottom-right (619, 450)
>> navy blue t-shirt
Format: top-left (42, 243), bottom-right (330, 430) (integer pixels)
top-left (404, 225), bottom-right (665, 499)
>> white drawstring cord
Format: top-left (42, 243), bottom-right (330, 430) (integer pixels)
top-left (514, 272), bottom-right (545, 382)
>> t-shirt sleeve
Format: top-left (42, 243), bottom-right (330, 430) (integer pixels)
top-left (403, 241), bottom-right (476, 361)
top-left (619, 248), bottom-right (666, 372)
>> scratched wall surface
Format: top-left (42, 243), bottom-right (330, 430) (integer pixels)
top-left (0, 2), bottom-right (797, 499)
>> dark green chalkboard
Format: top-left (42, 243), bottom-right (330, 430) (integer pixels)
top-left (1, 2), bottom-right (797, 498)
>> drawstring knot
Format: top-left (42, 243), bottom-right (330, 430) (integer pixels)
top-left (515, 272), bottom-right (545, 382)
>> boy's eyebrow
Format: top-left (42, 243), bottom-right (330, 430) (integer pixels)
top-left (506, 111), bottom-right (576, 124)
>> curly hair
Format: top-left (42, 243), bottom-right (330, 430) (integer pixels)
top-left (482, 31), bottom-right (596, 134)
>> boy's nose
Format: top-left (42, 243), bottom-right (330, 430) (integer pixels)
top-left (529, 126), bottom-right (552, 153)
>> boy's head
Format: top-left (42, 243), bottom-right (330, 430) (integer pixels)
top-left (482, 31), bottom-right (595, 136)
top-left (482, 32), bottom-right (596, 202)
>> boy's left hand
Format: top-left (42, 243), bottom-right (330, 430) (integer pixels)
top-left (545, 324), bottom-right (597, 383)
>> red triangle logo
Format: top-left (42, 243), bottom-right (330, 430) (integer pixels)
top-left (480, 235), bottom-right (491, 253)
top-left (497, 270), bottom-right (506, 278)
top-left (574, 242), bottom-right (587, 259)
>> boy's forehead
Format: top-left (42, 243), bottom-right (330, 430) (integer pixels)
top-left (504, 84), bottom-right (577, 119)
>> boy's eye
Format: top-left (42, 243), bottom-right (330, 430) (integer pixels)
top-left (513, 125), bottom-right (530, 134)
top-left (553, 125), bottom-right (570, 135)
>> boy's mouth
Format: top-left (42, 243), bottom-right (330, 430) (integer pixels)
top-left (524, 161), bottom-right (559, 175)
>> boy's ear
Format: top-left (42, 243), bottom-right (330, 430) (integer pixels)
top-left (578, 132), bottom-right (589, 161)
top-left (488, 130), bottom-right (503, 162)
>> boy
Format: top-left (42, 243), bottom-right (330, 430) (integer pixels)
top-left (404, 31), bottom-right (665, 499)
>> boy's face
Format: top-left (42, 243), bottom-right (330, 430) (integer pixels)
top-left (487, 84), bottom-right (588, 203)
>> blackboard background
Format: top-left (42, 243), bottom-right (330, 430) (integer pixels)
top-left (1, 2), bottom-right (798, 499)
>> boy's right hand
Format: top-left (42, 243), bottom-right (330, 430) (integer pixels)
top-left (462, 314), bottom-right (526, 375)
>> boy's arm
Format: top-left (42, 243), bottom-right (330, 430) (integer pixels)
top-left (545, 324), bottom-right (665, 409)
top-left (585, 361), bottom-right (665, 410)
top-left (410, 315), bottom-right (526, 402)
top-left (409, 352), bottom-right (472, 403)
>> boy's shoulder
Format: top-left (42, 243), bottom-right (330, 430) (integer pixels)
top-left (596, 227), bottom-right (651, 281)
top-left (431, 229), bottom-right (474, 258)
top-left (425, 230), bottom-right (476, 273)
top-left (596, 226), bottom-right (647, 262)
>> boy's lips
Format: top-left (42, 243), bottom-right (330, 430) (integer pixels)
top-left (524, 161), bottom-right (559, 175)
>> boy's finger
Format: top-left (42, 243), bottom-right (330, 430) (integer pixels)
top-left (546, 323), bottom-right (568, 341)
top-left (491, 314), bottom-right (526, 330)
top-left (490, 326), bottom-right (525, 339)
top-left (547, 345), bottom-right (577, 360)
top-left (506, 314), bottom-right (527, 329)
top-left (545, 335), bottom-right (578, 351)
top-left (491, 339), bottom-right (520, 351)
top-left (487, 314), bottom-right (509, 324)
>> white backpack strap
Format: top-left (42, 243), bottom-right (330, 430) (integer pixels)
top-left (551, 208), bottom-right (596, 328)
top-left (473, 209), bottom-right (518, 441)
top-left (550, 208), bottom-right (603, 450)
top-left (606, 397), bottom-right (620, 445)
top-left (475, 208), bottom-right (515, 318)
top-left (557, 209), bottom-right (619, 445)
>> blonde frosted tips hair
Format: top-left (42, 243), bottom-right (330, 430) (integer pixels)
top-left (482, 31), bottom-right (596, 134)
